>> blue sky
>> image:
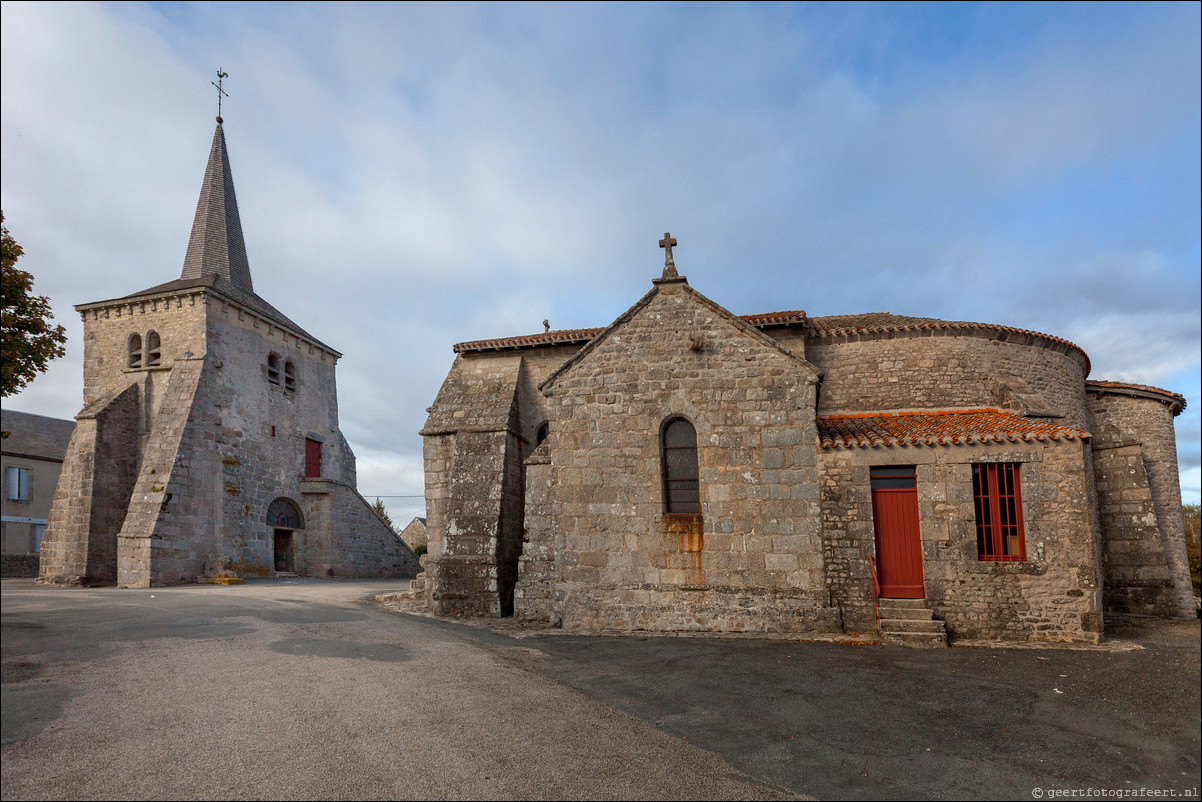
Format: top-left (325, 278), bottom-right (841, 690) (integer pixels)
top-left (2, 1), bottom-right (1199, 520)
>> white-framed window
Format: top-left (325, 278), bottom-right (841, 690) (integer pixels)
top-left (6, 466), bottom-right (30, 502)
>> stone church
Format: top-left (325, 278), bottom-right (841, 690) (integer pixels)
top-left (38, 119), bottom-right (418, 587)
top-left (418, 236), bottom-right (1192, 645)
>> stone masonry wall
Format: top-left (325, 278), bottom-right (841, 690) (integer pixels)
top-left (515, 280), bottom-right (840, 633)
top-left (80, 292), bottom-right (210, 427)
top-left (205, 295), bottom-right (350, 578)
top-left (1091, 444), bottom-right (1177, 615)
top-left (302, 479), bottom-right (419, 578)
top-left (1087, 391), bottom-right (1193, 618)
top-left (819, 440), bottom-right (1103, 643)
top-left (116, 356), bottom-right (210, 586)
top-left (113, 284), bottom-right (373, 586)
top-left (816, 455), bottom-right (878, 634)
top-left (808, 335), bottom-right (1090, 429)
top-left (38, 384), bottom-right (140, 585)
top-left (421, 355), bottom-right (526, 616)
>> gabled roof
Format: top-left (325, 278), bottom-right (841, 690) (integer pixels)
top-left (454, 310), bottom-right (807, 353)
top-left (538, 281), bottom-right (815, 394)
top-left (817, 409), bottom-right (1090, 449)
top-left (0, 410), bottom-right (75, 461)
top-left (181, 121), bottom-right (253, 292)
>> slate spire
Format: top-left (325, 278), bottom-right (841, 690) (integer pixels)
top-left (180, 120), bottom-right (253, 292)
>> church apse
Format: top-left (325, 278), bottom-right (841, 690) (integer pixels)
top-left (422, 232), bottom-right (1190, 643)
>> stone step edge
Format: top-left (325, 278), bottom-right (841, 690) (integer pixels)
top-left (880, 619), bottom-right (947, 633)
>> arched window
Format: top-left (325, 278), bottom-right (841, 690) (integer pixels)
top-left (661, 417), bottom-right (700, 513)
top-left (267, 353), bottom-right (281, 385)
top-left (145, 331), bottom-right (161, 367)
top-left (128, 333), bottom-right (143, 369)
top-left (535, 422), bottom-right (549, 447)
top-left (266, 497), bottom-right (304, 529)
top-left (284, 360), bottom-right (296, 392)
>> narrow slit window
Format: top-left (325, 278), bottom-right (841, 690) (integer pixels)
top-left (267, 354), bottom-right (280, 385)
top-left (973, 463), bottom-right (1026, 561)
top-left (128, 333), bottom-right (142, 369)
top-left (662, 417), bottom-right (700, 514)
top-left (284, 361), bottom-right (296, 392)
top-left (145, 331), bottom-right (161, 367)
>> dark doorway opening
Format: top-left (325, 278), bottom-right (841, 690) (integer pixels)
top-left (274, 529), bottom-right (295, 573)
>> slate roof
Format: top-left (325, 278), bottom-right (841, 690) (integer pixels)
top-left (1085, 380), bottom-right (1187, 413)
top-left (181, 122), bottom-right (253, 292)
top-left (0, 410), bottom-right (76, 461)
top-left (817, 409), bottom-right (1090, 449)
top-left (73, 121), bottom-right (337, 355)
top-left (77, 273), bottom-right (336, 355)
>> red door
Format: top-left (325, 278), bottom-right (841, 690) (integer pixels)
top-left (305, 438), bottom-right (322, 478)
top-left (871, 466), bottom-right (924, 599)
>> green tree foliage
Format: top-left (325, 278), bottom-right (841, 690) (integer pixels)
top-left (373, 497), bottom-right (396, 531)
top-left (1, 212), bottom-right (67, 397)
top-left (1184, 503), bottom-right (1200, 600)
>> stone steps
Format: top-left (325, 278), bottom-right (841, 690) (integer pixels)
top-left (878, 598), bottom-right (948, 648)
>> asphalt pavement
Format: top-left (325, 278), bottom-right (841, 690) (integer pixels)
top-left (2, 578), bottom-right (1199, 801)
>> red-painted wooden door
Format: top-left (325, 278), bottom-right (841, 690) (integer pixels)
top-left (304, 438), bottom-right (322, 478)
top-left (871, 466), bottom-right (924, 599)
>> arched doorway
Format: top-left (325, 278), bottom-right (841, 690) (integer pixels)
top-left (267, 497), bottom-right (304, 575)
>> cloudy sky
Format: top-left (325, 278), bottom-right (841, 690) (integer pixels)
top-left (2, 1), bottom-right (1199, 519)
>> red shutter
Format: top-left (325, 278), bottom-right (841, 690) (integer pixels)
top-left (305, 439), bottom-right (322, 478)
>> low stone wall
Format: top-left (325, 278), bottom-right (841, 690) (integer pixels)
top-left (304, 479), bottom-right (419, 578)
top-left (1, 554), bottom-right (40, 578)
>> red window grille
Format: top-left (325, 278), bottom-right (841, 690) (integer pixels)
top-left (304, 438), bottom-right (322, 478)
top-left (973, 463), bottom-right (1025, 561)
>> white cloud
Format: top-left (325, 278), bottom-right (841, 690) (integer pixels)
top-left (3, 2), bottom-right (1198, 502)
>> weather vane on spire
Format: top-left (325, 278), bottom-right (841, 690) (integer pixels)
top-left (212, 69), bottom-right (229, 123)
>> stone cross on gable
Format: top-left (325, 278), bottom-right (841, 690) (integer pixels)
top-left (659, 232), bottom-right (679, 279)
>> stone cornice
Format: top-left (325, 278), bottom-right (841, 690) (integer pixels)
top-left (807, 320), bottom-right (1091, 375)
top-left (1085, 380), bottom-right (1186, 415)
top-left (77, 285), bottom-right (342, 361)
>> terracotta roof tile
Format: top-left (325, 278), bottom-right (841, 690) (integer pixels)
top-left (454, 311), bottom-right (807, 353)
top-left (808, 313), bottom-right (1090, 373)
top-left (817, 409), bottom-right (1090, 449)
top-left (1086, 380), bottom-right (1186, 413)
